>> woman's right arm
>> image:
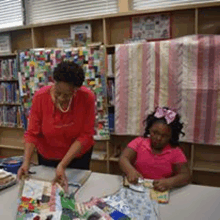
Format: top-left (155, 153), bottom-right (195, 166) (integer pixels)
top-left (23, 143), bottom-right (36, 166)
top-left (17, 143), bottom-right (35, 179)
top-left (17, 95), bottom-right (42, 179)
top-left (119, 147), bottom-right (143, 184)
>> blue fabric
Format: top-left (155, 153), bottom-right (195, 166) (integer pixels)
top-left (103, 187), bottom-right (159, 220)
top-left (110, 210), bottom-right (130, 220)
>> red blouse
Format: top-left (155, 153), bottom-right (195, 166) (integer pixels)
top-left (24, 85), bottom-right (95, 160)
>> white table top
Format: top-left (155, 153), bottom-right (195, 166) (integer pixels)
top-left (0, 166), bottom-right (220, 220)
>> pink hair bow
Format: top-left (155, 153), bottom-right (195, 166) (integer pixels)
top-left (154, 107), bottom-right (177, 124)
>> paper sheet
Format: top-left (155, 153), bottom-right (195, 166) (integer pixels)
top-left (22, 179), bottom-right (44, 200)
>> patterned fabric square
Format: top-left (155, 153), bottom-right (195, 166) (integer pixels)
top-left (103, 187), bottom-right (159, 220)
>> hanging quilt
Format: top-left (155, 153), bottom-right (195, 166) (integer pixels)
top-left (19, 47), bottom-right (109, 140)
top-left (115, 35), bottom-right (220, 145)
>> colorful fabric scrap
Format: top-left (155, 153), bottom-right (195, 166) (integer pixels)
top-left (16, 179), bottom-right (62, 220)
top-left (150, 189), bottom-right (169, 204)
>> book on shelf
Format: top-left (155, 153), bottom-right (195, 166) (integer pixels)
top-left (107, 78), bottom-right (115, 106)
top-left (107, 54), bottom-right (114, 77)
top-left (0, 34), bottom-right (11, 55)
top-left (70, 23), bottom-right (92, 47)
top-left (0, 106), bottom-right (23, 128)
top-left (91, 151), bottom-right (107, 160)
top-left (56, 38), bottom-right (73, 48)
top-left (0, 82), bottom-right (20, 104)
top-left (95, 113), bottom-right (110, 140)
top-left (0, 58), bottom-right (18, 80)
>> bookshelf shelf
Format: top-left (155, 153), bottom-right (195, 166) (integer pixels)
top-left (94, 136), bottom-right (110, 141)
top-left (0, 79), bottom-right (18, 82)
top-left (0, 103), bottom-right (21, 106)
top-left (193, 161), bottom-right (220, 173)
top-left (91, 158), bottom-right (107, 161)
top-left (0, 54), bottom-right (17, 58)
top-left (0, 126), bottom-right (24, 130)
top-left (109, 157), bottom-right (119, 162)
top-left (106, 45), bottom-right (115, 48)
top-left (91, 151), bottom-right (107, 161)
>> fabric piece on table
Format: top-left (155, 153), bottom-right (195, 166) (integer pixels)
top-left (103, 187), bottom-right (159, 220)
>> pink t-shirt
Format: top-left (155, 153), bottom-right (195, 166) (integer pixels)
top-left (128, 137), bottom-right (187, 180)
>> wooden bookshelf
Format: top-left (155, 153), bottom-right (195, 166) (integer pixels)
top-left (0, 1), bottom-right (219, 187)
top-left (1, 2), bottom-right (220, 49)
top-left (193, 170), bottom-right (220, 187)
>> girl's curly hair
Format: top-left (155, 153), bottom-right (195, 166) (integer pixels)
top-left (143, 107), bottom-right (185, 147)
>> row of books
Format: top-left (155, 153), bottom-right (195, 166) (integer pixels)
top-left (0, 83), bottom-right (20, 104)
top-left (0, 59), bottom-right (18, 80)
top-left (0, 106), bottom-right (23, 128)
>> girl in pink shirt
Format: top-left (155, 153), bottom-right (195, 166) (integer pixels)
top-left (119, 107), bottom-right (190, 192)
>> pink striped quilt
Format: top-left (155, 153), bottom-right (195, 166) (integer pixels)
top-left (115, 35), bottom-right (220, 145)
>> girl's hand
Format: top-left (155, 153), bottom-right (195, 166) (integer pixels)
top-left (53, 163), bottom-right (69, 193)
top-left (127, 169), bottom-right (143, 184)
top-left (17, 162), bottom-right (29, 180)
top-left (153, 179), bottom-right (172, 192)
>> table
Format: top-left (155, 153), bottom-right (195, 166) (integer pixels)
top-left (0, 166), bottom-right (220, 220)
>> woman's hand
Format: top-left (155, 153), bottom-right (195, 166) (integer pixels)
top-left (53, 163), bottom-right (69, 193)
top-left (17, 162), bottom-right (29, 180)
top-left (127, 169), bottom-right (143, 184)
top-left (153, 179), bottom-right (172, 192)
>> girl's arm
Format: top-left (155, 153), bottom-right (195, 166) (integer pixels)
top-left (169, 163), bottom-right (191, 187)
top-left (154, 163), bottom-right (191, 191)
top-left (119, 147), bottom-right (143, 183)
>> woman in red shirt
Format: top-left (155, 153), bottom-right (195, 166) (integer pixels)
top-left (17, 61), bottom-right (95, 189)
top-left (119, 107), bottom-right (190, 192)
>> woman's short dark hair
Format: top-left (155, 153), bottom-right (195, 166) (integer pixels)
top-left (53, 61), bottom-right (85, 87)
top-left (143, 107), bottom-right (185, 147)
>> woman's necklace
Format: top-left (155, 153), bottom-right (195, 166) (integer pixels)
top-left (58, 97), bottom-right (73, 113)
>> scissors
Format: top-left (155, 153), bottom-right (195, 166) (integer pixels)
top-left (63, 182), bottom-right (82, 198)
